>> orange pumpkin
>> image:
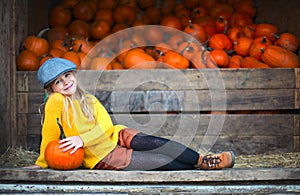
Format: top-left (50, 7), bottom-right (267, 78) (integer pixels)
top-left (210, 49), bottom-right (229, 67)
top-left (22, 28), bottom-right (49, 57)
top-left (17, 50), bottom-right (39, 71)
top-left (145, 6), bottom-right (162, 24)
top-left (94, 9), bottom-right (114, 26)
top-left (209, 33), bottom-right (233, 51)
top-left (248, 36), bottom-right (272, 60)
top-left (61, 50), bottom-right (81, 69)
top-left (273, 32), bottom-right (300, 52)
top-left (97, 0), bottom-right (117, 10)
top-left (191, 50), bottom-right (217, 69)
top-left (49, 5), bottom-right (72, 27)
top-left (72, 0), bottom-right (95, 21)
top-left (90, 57), bottom-right (112, 70)
top-left (228, 55), bottom-right (243, 68)
top-left (233, 37), bottom-right (253, 57)
top-left (90, 20), bottom-right (111, 40)
top-left (113, 5), bottom-right (136, 26)
top-left (47, 26), bottom-right (69, 42)
top-left (68, 19), bottom-right (90, 39)
top-left (261, 45), bottom-right (300, 68)
top-left (234, 0), bottom-right (256, 18)
top-left (123, 48), bottom-right (156, 69)
top-left (253, 23), bottom-right (278, 41)
top-left (45, 139), bottom-right (84, 170)
top-left (161, 51), bottom-right (190, 69)
top-left (184, 20), bottom-right (207, 44)
top-left (160, 15), bottom-right (183, 31)
top-left (241, 56), bottom-right (270, 68)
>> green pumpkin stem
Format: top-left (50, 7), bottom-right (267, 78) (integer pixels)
top-left (56, 118), bottom-right (65, 139)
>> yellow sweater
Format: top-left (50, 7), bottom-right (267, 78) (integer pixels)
top-left (35, 93), bottom-right (126, 169)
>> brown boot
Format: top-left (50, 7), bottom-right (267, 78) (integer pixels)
top-left (196, 151), bottom-right (235, 170)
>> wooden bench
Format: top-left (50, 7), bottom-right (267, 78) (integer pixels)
top-left (16, 68), bottom-right (300, 155)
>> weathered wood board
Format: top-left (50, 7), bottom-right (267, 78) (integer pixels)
top-left (16, 69), bottom-right (300, 154)
top-left (0, 168), bottom-right (300, 194)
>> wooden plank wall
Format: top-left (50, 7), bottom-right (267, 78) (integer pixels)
top-left (17, 69), bottom-right (300, 155)
top-left (1, 0), bottom-right (300, 154)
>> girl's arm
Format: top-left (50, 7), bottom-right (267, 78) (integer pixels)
top-left (35, 93), bottom-right (65, 168)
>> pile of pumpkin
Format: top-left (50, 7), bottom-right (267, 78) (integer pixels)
top-left (17, 0), bottom-right (300, 71)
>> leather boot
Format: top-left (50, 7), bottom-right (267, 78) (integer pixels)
top-left (196, 151), bottom-right (235, 170)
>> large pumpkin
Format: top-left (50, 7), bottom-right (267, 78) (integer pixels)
top-left (45, 140), bottom-right (84, 170)
top-left (261, 45), bottom-right (300, 68)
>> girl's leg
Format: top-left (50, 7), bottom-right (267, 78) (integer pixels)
top-left (123, 151), bottom-right (195, 171)
top-left (130, 133), bottom-right (199, 166)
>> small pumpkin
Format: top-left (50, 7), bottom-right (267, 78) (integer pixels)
top-left (191, 49), bottom-right (217, 69)
top-left (209, 33), bottom-right (233, 51)
top-left (241, 56), bottom-right (270, 68)
top-left (160, 15), bottom-right (183, 31)
top-left (49, 5), bottom-right (72, 27)
top-left (233, 37), bottom-right (253, 57)
top-left (184, 20), bottom-right (207, 44)
top-left (72, 0), bottom-right (95, 21)
top-left (123, 48), bottom-right (156, 69)
top-left (160, 50), bottom-right (190, 69)
top-left (90, 20), bottom-right (111, 40)
top-left (210, 49), bottom-right (229, 67)
top-left (68, 19), bottom-right (90, 39)
top-left (45, 118), bottom-right (84, 170)
top-left (248, 36), bottom-right (272, 60)
top-left (261, 45), bottom-right (300, 68)
top-left (17, 50), bottom-right (39, 71)
top-left (253, 23), bottom-right (278, 41)
top-left (113, 5), bottom-right (137, 26)
top-left (61, 49), bottom-right (81, 69)
top-left (228, 55), bottom-right (243, 68)
top-left (273, 32), bottom-right (300, 52)
top-left (22, 28), bottom-right (49, 57)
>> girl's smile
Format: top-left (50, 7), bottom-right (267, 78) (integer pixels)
top-left (51, 71), bottom-right (77, 96)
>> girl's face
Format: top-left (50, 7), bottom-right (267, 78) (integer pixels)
top-left (51, 71), bottom-right (77, 96)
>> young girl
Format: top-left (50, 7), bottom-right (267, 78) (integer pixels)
top-left (25, 58), bottom-right (234, 171)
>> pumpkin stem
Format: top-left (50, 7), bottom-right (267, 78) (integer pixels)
top-left (154, 49), bottom-right (164, 58)
top-left (271, 33), bottom-right (280, 40)
top-left (78, 44), bottom-right (83, 53)
top-left (56, 118), bottom-right (65, 140)
top-left (262, 36), bottom-right (267, 44)
top-left (179, 40), bottom-right (191, 56)
top-left (63, 33), bottom-right (69, 47)
top-left (260, 48), bottom-right (265, 54)
top-left (188, 20), bottom-right (193, 28)
top-left (37, 27), bottom-right (50, 38)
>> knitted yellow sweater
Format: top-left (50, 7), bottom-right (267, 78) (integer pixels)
top-left (35, 93), bottom-right (126, 169)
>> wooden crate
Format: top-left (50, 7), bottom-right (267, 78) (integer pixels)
top-left (17, 68), bottom-right (300, 155)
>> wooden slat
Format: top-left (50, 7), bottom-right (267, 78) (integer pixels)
top-left (26, 114), bottom-right (296, 154)
top-left (27, 114), bottom-right (295, 136)
top-left (17, 69), bottom-right (298, 92)
top-left (1, 168), bottom-right (299, 183)
top-left (96, 89), bottom-right (295, 112)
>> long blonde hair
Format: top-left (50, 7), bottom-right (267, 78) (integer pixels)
top-left (40, 72), bottom-right (96, 126)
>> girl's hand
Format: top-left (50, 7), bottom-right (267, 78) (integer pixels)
top-left (59, 136), bottom-right (84, 154)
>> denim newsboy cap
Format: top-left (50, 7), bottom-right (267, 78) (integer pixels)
top-left (37, 58), bottom-right (77, 88)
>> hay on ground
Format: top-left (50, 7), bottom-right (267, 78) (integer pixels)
top-left (0, 147), bottom-right (299, 168)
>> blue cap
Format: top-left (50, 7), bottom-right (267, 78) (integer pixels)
top-left (37, 58), bottom-right (77, 88)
